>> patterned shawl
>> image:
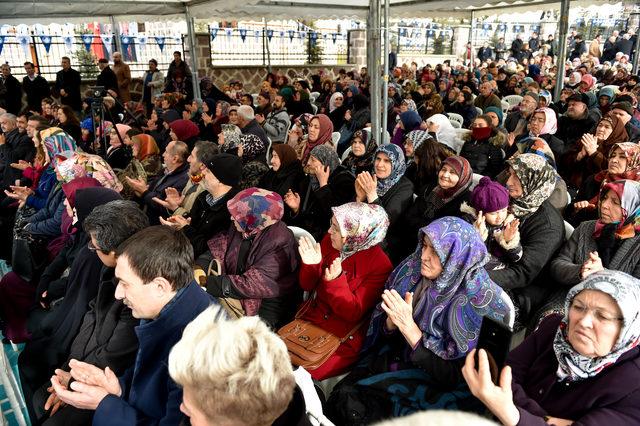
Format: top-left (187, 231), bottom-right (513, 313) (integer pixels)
top-left (221, 124), bottom-right (243, 152)
top-left (554, 270), bottom-right (640, 382)
top-left (56, 152), bottom-right (123, 192)
top-left (40, 127), bottom-right (77, 165)
top-left (365, 216), bottom-right (510, 359)
top-left (506, 153), bottom-right (557, 218)
top-left (342, 130), bottom-right (377, 174)
top-left (593, 142), bottom-right (640, 185)
top-left (331, 202), bottom-right (390, 260)
top-left (309, 145), bottom-right (341, 190)
top-left (227, 187), bottom-right (284, 239)
top-left (375, 143), bottom-right (406, 198)
top-left (238, 133), bottom-right (267, 163)
top-left (593, 180), bottom-right (640, 240)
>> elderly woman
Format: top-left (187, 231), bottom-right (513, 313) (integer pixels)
top-left (284, 145), bottom-right (355, 241)
top-left (561, 113), bottom-right (630, 191)
top-left (296, 203), bottom-right (393, 380)
top-left (199, 188), bottom-right (299, 329)
top-left (342, 129), bottom-right (378, 175)
top-left (572, 143), bottom-right (640, 223)
top-left (327, 217), bottom-right (511, 424)
top-left (511, 107), bottom-right (564, 161)
top-left (168, 305), bottom-right (300, 426)
top-left (199, 99), bottom-right (229, 142)
top-left (464, 270), bottom-right (640, 426)
top-left (489, 154), bottom-right (564, 324)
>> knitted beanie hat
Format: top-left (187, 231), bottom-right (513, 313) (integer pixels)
top-left (470, 176), bottom-right (509, 213)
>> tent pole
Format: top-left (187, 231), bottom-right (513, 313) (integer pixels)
top-left (263, 18), bottom-right (271, 72)
top-left (633, 13), bottom-right (640, 74)
top-left (382, 0), bottom-right (389, 140)
top-left (368, 0), bottom-right (381, 144)
top-left (553, 0), bottom-right (570, 102)
top-left (110, 16), bottom-right (122, 56)
top-left (185, 5), bottom-right (200, 100)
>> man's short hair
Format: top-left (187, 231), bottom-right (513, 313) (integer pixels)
top-left (116, 226), bottom-right (194, 291)
top-left (237, 105), bottom-right (255, 121)
top-left (23, 62), bottom-right (34, 68)
top-left (98, 58), bottom-right (109, 64)
top-left (169, 305), bottom-right (296, 426)
top-left (173, 51), bottom-right (181, 56)
top-left (84, 200), bottom-right (149, 254)
top-left (61, 56), bottom-right (70, 62)
top-left (194, 140), bottom-right (219, 165)
top-left (28, 115), bottom-right (49, 126)
top-left (170, 140), bottom-right (189, 163)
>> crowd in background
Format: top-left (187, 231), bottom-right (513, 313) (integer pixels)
top-left (0, 25), bottom-right (639, 426)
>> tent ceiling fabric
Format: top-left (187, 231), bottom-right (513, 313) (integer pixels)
top-left (0, 0), bottom-right (611, 22)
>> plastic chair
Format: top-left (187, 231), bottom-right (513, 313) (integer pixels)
top-left (294, 367), bottom-right (336, 426)
top-left (283, 121), bottom-right (295, 145)
top-left (475, 106), bottom-right (483, 116)
top-left (501, 100), bottom-right (510, 114)
top-left (331, 131), bottom-right (340, 146)
top-left (503, 95), bottom-right (523, 110)
top-left (564, 220), bottom-right (575, 241)
top-left (469, 173), bottom-right (483, 190)
top-left (309, 91), bottom-right (320, 104)
top-left (251, 93), bottom-right (259, 106)
top-left (447, 112), bottom-right (463, 128)
top-left (265, 137), bottom-right (272, 163)
top-left (340, 146), bottom-right (352, 162)
top-left (499, 290), bottom-right (517, 331)
top-left (311, 103), bottom-right (318, 114)
top-left (288, 226), bottom-right (316, 245)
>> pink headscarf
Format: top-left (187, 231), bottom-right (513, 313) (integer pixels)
top-left (533, 107), bottom-right (557, 135)
top-left (580, 74), bottom-right (596, 92)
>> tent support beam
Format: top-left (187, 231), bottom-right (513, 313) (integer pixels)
top-left (368, 0), bottom-right (381, 145)
top-left (110, 16), bottom-right (122, 55)
top-left (185, 5), bottom-right (200, 100)
top-left (633, 13), bottom-right (640, 74)
top-left (553, 0), bottom-right (569, 101)
top-left (382, 0), bottom-right (389, 139)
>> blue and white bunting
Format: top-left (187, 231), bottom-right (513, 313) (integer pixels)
top-left (239, 29), bottom-right (247, 42)
top-left (40, 35), bottom-right (53, 53)
top-left (155, 36), bottom-right (165, 52)
top-left (100, 34), bottom-right (113, 55)
top-left (0, 35), bottom-right (5, 55)
top-left (81, 34), bottom-right (94, 52)
top-left (210, 28), bottom-right (218, 40)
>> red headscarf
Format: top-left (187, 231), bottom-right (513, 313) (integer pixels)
top-left (169, 119), bottom-right (200, 142)
top-left (301, 114), bottom-right (334, 165)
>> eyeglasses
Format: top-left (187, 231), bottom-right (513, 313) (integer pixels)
top-left (87, 240), bottom-right (104, 253)
top-left (570, 301), bottom-right (623, 325)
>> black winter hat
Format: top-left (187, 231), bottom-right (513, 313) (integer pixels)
top-left (204, 153), bottom-right (242, 187)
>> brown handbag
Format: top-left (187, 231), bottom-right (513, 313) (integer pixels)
top-left (278, 298), bottom-right (364, 370)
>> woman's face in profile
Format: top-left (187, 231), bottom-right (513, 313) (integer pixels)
top-left (420, 236), bottom-right (442, 280)
top-left (567, 289), bottom-right (622, 358)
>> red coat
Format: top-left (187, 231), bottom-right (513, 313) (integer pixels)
top-left (298, 234), bottom-right (392, 380)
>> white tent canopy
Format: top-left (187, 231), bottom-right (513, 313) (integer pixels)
top-left (0, 0), bottom-right (611, 23)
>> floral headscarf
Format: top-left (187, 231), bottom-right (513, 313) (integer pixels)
top-left (375, 144), bottom-right (406, 197)
top-left (56, 152), bottom-right (123, 192)
top-left (365, 216), bottom-right (510, 359)
top-left (593, 180), bottom-right (640, 241)
top-left (131, 134), bottom-right (160, 161)
top-left (506, 153), bottom-right (557, 218)
top-left (221, 124), bottom-right (243, 152)
top-left (554, 270), bottom-right (640, 382)
top-left (227, 187), bottom-right (284, 239)
top-left (217, 100), bottom-right (231, 117)
top-left (594, 142), bottom-right (640, 185)
top-left (342, 130), bottom-right (377, 174)
top-left (401, 99), bottom-right (417, 112)
top-left (331, 202), bottom-right (389, 260)
top-left (531, 107), bottom-right (557, 136)
top-left (39, 127), bottom-right (77, 165)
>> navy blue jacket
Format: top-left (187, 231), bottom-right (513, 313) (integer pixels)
top-left (94, 281), bottom-right (212, 426)
top-left (142, 162), bottom-right (189, 224)
top-left (26, 184), bottom-right (64, 237)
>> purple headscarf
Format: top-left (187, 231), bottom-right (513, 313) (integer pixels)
top-left (365, 216), bottom-right (510, 359)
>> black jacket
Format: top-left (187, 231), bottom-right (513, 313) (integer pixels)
top-left (285, 166), bottom-right (356, 241)
top-left (258, 160), bottom-right (305, 200)
top-left (459, 133), bottom-right (505, 178)
top-left (375, 176), bottom-right (414, 264)
top-left (106, 145), bottom-right (132, 170)
top-left (556, 114), bottom-right (598, 153)
top-left (241, 118), bottom-right (270, 148)
top-left (0, 129), bottom-right (35, 190)
top-left (96, 66), bottom-right (119, 97)
top-left (142, 162), bottom-right (190, 224)
top-left (55, 68), bottom-right (82, 111)
top-left (0, 74), bottom-right (22, 114)
top-left (488, 200), bottom-right (564, 318)
top-left (22, 74), bottom-right (50, 112)
top-left (182, 188), bottom-right (237, 258)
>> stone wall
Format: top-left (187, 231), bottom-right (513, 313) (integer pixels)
top-left (348, 30), bottom-right (367, 69)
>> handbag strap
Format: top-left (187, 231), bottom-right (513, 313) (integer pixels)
top-left (294, 291), bottom-right (368, 342)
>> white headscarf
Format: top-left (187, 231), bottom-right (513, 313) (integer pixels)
top-left (329, 92), bottom-right (344, 113)
top-left (427, 114), bottom-right (463, 154)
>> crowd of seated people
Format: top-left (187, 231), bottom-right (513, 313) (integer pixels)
top-left (0, 27), bottom-right (639, 425)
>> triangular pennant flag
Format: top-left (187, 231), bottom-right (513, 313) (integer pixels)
top-left (81, 34), bottom-right (94, 52)
top-left (62, 35), bottom-right (74, 52)
top-left (300, 31), bottom-right (307, 39)
top-left (279, 31), bottom-right (284, 38)
top-left (310, 32), bottom-right (318, 41)
top-left (323, 33), bottom-right (327, 39)
top-left (40, 35), bottom-right (53, 53)
top-left (0, 35), bottom-right (5, 55)
top-left (100, 34), bottom-right (113, 55)
top-left (210, 28), bottom-right (218, 40)
top-left (136, 35), bottom-right (147, 47)
top-left (254, 29), bottom-right (260, 41)
top-left (483, 23), bottom-right (492, 31)
top-left (225, 28), bottom-right (233, 38)
top-left (288, 30), bottom-right (295, 41)
top-left (155, 36), bottom-right (165, 52)
top-left (331, 33), bottom-right (337, 44)
top-left (266, 29), bottom-right (274, 41)
top-left (121, 35), bottom-right (132, 53)
top-left (16, 35), bottom-right (31, 57)
top-left (239, 29), bottom-right (247, 42)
